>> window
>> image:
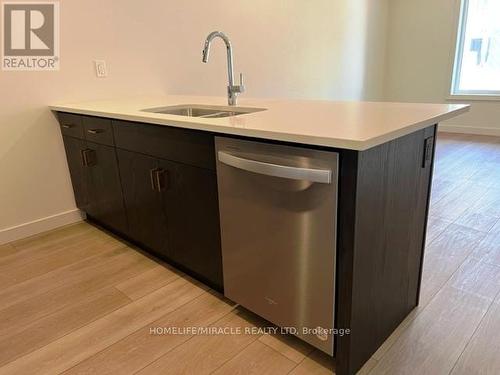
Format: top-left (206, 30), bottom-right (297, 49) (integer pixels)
top-left (452, 0), bottom-right (500, 96)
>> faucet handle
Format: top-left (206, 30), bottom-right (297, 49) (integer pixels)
top-left (238, 73), bottom-right (245, 93)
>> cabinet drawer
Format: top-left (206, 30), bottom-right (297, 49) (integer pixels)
top-left (113, 120), bottom-right (215, 170)
top-left (83, 117), bottom-right (114, 146)
top-left (57, 113), bottom-right (84, 139)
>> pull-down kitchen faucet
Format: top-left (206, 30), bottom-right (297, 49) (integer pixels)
top-left (202, 31), bottom-right (245, 106)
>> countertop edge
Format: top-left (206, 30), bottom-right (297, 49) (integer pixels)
top-left (49, 104), bottom-right (470, 151)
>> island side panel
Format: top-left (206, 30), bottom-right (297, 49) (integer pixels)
top-left (335, 125), bottom-right (436, 375)
top-left (334, 148), bottom-right (359, 374)
top-left (410, 125), bottom-right (436, 308)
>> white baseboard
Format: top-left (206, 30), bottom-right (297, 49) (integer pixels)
top-left (438, 124), bottom-right (500, 137)
top-left (0, 209), bottom-right (84, 245)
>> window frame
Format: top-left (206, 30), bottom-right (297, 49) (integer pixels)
top-left (450, 0), bottom-right (500, 99)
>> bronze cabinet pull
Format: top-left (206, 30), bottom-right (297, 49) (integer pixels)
top-left (149, 169), bottom-right (157, 191)
top-left (155, 169), bottom-right (168, 192)
top-left (87, 129), bottom-right (105, 134)
top-left (80, 149), bottom-right (88, 166)
top-left (149, 168), bottom-right (169, 192)
top-left (81, 149), bottom-right (97, 167)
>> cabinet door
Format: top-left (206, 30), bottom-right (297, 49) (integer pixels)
top-left (161, 160), bottom-right (223, 289)
top-left (85, 142), bottom-right (127, 234)
top-left (61, 136), bottom-right (88, 210)
top-left (117, 149), bottom-right (169, 255)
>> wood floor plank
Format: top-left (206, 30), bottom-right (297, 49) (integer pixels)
top-left (467, 188), bottom-right (500, 219)
top-left (454, 210), bottom-right (498, 233)
top-left (419, 249), bottom-right (471, 308)
top-left (258, 332), bottom-right (314, 364)
top-left (357, 358), bottom-right (378, 375)
top-left (373, 224), bottom-right (500, 365)
top-left (430, 182), bottom-right (489, 221)
top-left (453, 187), bottom-right (500, 232)
top-left (115, 265), bottom-right (180, 300)
top-left (0, 225), bottom-right (101, 272)
top-left (425, 215), bottom-right (452, 245)
top-left (0, 244), bottom-right (17, 258)
top-left (63, 292), bottom-right (235, 375)
top-left (470, 220), bottom-right (500, 267)
top-left (433, 141), bottom-right (475, 173)
top-left (2, 234), bottom-right (126, 288)
top-left (135, 308), bottom-right (267, 375)
top-left (468, 161), bottom-right (500, 188)
top-left (288, 349), bottom-right (335, 375)
top-left (429, 178), bottom-right (461, 205)
top-left (0, 248), bottom-right (156, 339)
top-left (419, 224), bottom-right (487, 306)
top-left (0, 287), bottom-right (130, 366)
top-left (0, 278), bottom-right (206, 375)
top-left (371, 233), bottom-right (500, 375)
top-left (451, 298), bottom-right (500, 375)
top-left (10, 222), bottom-right (93, 250)
top-left (212, 340), bottom-right (296, 375)
top-left (426, 224), bottom-right (487, 258)
top-left (433, 137), bottom-right (499, 181)
top-left (370, 286), bottom-right (491, 375)
top-left (0, 246), bottom-right (129, 310)
top-left (447, 258), bottom-right (500, 301)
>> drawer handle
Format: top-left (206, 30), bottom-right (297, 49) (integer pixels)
top-left (156, 169), bottom-right (168, 192)
top-left (80, 149), bottom-right (88, 166)
top-left (87, 129), bottom-right (105, 134)
top-left (149, 168), bottom-right (169, 192)
top-left (81, 149), bottom-right (96, 167)
top-left (150, 169), bottom-right (157, 191)
top-left (62, 124), bottom-right (74, 129)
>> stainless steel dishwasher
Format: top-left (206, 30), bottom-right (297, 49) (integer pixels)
top-left (215, 137), bottom-right (338, 355)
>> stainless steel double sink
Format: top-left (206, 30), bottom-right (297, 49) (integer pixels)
top-left (142, 104), bottom-right (266, 119)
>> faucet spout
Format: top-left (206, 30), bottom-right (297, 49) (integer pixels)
top-left (202, 31), bottom-right (245, 106)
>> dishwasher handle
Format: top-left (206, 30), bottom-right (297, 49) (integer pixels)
top-left (218, 151), bottom-right (332, 184)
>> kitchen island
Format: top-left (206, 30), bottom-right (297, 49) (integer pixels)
top-left (51, 96), bottom-right (468, 375)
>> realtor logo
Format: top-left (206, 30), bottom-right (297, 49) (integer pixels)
top-left (2, 1), bottom-right (59, 70)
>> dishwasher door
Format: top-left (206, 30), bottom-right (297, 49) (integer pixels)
top-left (215, 137), bottom-right (338, 355)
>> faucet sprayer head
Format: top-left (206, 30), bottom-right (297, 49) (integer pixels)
top-left (202, 41), bottom-right (210, 63)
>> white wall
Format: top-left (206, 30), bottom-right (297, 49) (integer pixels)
top-left (153, 0), bottom-right (388, 101)
top-left (384, 0), bottom-right (500, 135)
top-left (0, 0), bottom-right (388, 242)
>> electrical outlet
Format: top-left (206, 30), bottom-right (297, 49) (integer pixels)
top-left (94, 60), bottom-right (107, 78)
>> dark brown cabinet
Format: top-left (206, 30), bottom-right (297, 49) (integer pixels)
top-left (59, 115), bottom-right (127, 235)
top-left (117, 149), bottom-right (169, 256)
top-left (116, 149), bottom-right (223, 289)
top-left (58, 115), bottom-right (223, 290)
top-left (163, 161), bottom-right (222, 288)
top-left (62, 136), bottom-right (88, 210)
top-left (84, 142), bottom-right (127, 234)
top-left (113, 120), bottom-right (222, 289)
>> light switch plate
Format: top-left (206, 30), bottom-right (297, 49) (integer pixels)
top-left (94, 60), bottom-right (107, 78)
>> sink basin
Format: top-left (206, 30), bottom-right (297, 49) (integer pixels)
top-left (142, 104), bottom-right (266, 119)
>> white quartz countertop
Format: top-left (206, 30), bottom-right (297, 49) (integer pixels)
top-left (50, 95), bottom-right (470, 151)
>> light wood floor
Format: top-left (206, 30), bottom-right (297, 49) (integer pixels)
top-left (0, 132), bottom-right (499, 375)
